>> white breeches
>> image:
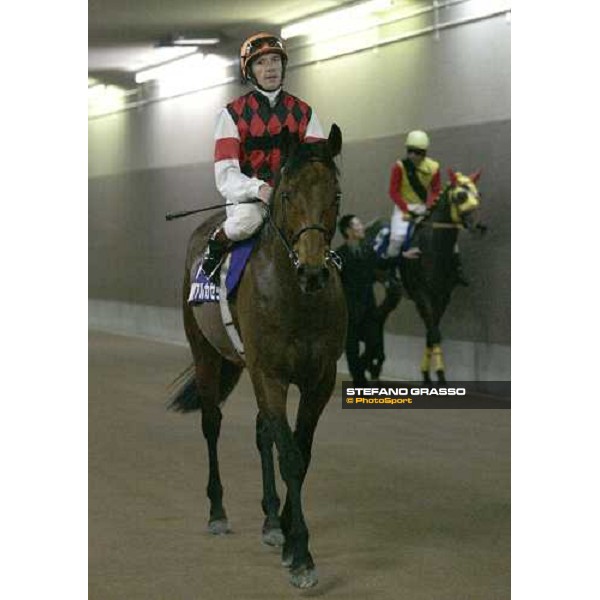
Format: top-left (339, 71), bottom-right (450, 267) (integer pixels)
top-left (387, 205), bottom-right (420, 257)
top-left (223, 202), bottom-right (267, 242)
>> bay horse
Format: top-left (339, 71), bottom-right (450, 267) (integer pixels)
top-left (169, 125), bottom-right (346, 589)
top-left (366, 169), bottom-right (485, 383)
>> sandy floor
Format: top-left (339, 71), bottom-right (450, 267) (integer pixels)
top-left (89, 331), bottom-right (510, 599)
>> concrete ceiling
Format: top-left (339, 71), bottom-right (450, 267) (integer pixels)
top-left (88, 0), bottom-right (355, 87)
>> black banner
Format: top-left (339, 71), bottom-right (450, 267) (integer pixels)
top-left (342, 381), bottom-right (510, 409)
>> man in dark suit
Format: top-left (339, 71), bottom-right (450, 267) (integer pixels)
top-left (336, 214), bottom-right (383, 386)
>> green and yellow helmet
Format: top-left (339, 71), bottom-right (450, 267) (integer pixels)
top-left (405, 130), bottom-right (430, 151)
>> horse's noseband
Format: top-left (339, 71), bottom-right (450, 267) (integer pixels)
top-left (290, 224), bottom-right (330, 246)
top-left (268, 190), bottom-right (342, 272)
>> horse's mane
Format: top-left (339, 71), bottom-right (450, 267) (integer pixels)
top-left (426, 184), bottom-right (452, 217)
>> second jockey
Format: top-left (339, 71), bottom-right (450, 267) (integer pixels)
top-left (387, 130), bottom-right (441, 259)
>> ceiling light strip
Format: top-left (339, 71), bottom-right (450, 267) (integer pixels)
top-left (281, 0), bottom-right (393, 39)
top-left (286, 7), bottom-right (511, 70)
top-left (89, 4), bottom-right (509, 118)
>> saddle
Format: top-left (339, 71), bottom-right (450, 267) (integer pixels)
top-left (188, 237), bottom-right (257, 305)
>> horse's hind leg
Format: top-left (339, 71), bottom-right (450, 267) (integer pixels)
top-left (185, 310), bottom-right (235, 534)
top-left (196, 355), bottom-right (230, 534)
top-left (256, 411), bottom-right (284, 547)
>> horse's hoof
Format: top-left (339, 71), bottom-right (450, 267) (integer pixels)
top-left (207, 518), bottom-right (230, 535)
top-left (262, 527), bottom-right (285, 547)
top-left (290, 566), bottom-right (318, 589)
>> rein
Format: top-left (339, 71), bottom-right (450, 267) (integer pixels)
top-left (425, 222), bottom-right (464, 229)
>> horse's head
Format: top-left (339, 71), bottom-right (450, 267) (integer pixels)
top-left (445, 168), bottom-right (483, 230)
top-left (271, 125), bottom-right (342, 294)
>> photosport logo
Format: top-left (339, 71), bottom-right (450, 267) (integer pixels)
top-left (342, 382), bottom-right (510, 409)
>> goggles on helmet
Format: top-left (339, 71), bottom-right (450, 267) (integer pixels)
top-left (243, 36), bottom-right (284, 57)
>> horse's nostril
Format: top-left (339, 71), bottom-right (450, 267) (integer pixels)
top-left (298, 264), bottom-right (330, 293)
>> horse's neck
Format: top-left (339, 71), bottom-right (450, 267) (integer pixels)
top-left (256, 219), bottom-right (295, 280)
top-left (429, 188), bottom-right (453, 223)
top-left (416, 188), bottom-right (458, 249)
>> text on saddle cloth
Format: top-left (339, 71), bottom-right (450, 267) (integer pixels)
top-left (188, 237), bottom-right (257, 305)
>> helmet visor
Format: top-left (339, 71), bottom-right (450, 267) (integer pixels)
top-left (407, 147), bottom-right (426, 157)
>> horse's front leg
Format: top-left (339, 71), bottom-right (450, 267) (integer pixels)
top-left (250, 371), bottom-right (317, 588)
top-left (413, 294), bottom-right (438, 383)
top-left (431, 294), bottom-right (450, 383)
top-left (280, 364), bottom-right (336, 583)
top-left (256, 411), bottom-right (284, 547)
top-left (421, 346), bottom-right (433, 383)
top-left (432, 344), bottom-right (447, 383)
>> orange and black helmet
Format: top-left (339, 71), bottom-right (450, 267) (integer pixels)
top-left (240, 32), bottom-right (288, 84)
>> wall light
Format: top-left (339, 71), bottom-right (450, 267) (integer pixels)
top-left (156, 35), bottom-right (221, 47)
top-left (128, 47), bottom-right (198, 73)
top-left (281, 0), bottom-right (392, 40)
top-left (171, 37), bottom-right (220, 46)
top-left (135, 53), bottom-right (234, 97)
top-left (88, 84), bottom-right (127, 116)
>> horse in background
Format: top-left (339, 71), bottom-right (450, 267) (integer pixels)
top-left (365, 169), bottom-right (486, 382)
top-left (169, 126), bottom-right (346, 589)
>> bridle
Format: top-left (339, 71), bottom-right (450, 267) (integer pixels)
top-left (266, 178), bottom-right (343, 271)
top-left (419, 185), bottom-right (480, 230)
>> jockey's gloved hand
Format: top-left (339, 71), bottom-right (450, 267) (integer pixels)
top-left (257, 183), bottom-right (272, 204)
top-left (408, 204), bottom-right (427, 217)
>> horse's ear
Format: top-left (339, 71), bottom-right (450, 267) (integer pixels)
top-left (469, 169), bottom-right (482, 184)
top-left (328, 123), bottom-right (342, 157)
top-left (447, 168), bottom-right (458, 186)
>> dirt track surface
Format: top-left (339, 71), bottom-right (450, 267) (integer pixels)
top-left (89, 331), bottom-right (510, 600)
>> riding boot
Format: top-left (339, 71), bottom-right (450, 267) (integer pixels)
top-left (200, 227), bottom-right (231, 282)
top-left (453, 253), bottom-right (469, 287)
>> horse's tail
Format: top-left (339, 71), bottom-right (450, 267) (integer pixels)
top-left (167, 364), bottom-right (201, 413)
top-left (167, 360), bottom-right (244, 413)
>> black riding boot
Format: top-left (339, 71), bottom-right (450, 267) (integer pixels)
top-left (200, 227), bottom-right (231, 282)
top-left (453, 252), bottom-right (469, 287)
top-left (381, 256), bottom-right (403, 293)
